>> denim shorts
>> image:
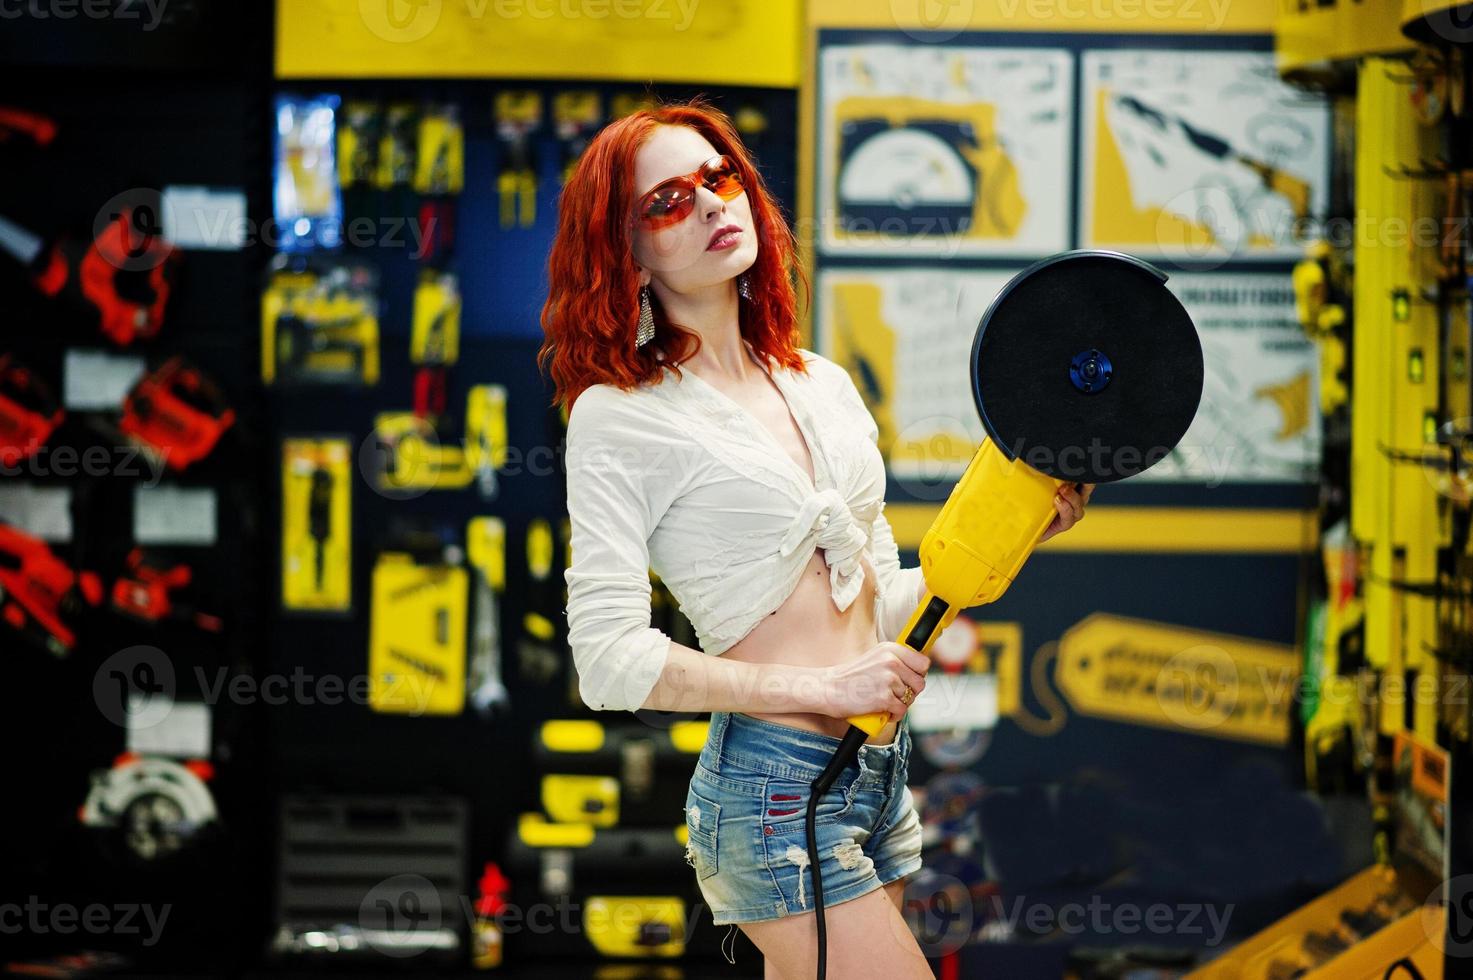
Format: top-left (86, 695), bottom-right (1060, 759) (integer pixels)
top-left (682, 711), bottom-right (924, 926)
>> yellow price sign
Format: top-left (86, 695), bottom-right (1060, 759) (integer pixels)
top-left (1055, 613), bottom-right (1298, 745)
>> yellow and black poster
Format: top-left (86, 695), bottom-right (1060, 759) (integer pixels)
top-left (1079, 49), bottom-right (1330, 260)
top-left (818, 43), bottom-right (1073, 258)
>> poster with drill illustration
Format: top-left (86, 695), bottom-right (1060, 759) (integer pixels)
top-left (818, 43), bottom-right (1073, 258)
top-left (818, 268), bottom-right (1317, 484)
top-left (1079, 49), bottom-right (1331, 260)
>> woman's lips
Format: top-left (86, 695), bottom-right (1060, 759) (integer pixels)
top-left (707, 229), bottom-right (742, 251)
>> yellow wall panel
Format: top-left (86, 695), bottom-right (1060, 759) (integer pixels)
top-left (277, 0), bottom-right (801, 85)
top-left (807, 0), bottom-right (1277, 33)
top-left (1276, 0), bottom-right (1410, 77)
top-left (888, 505), bottom-right (1318, 554)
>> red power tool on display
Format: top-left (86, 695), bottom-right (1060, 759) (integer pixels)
top-left (0, 522), bottom-right (103, 657)
top-left (111, 548), bottom-right (223, 633)
top-left (34, 206), bottom-right (180, 346)
top-left (0, 354), bottom-right (63, 467)
top-left (0, 105), bottom-right (57, 148)
top-left (0, 206), bottom-right (180, 347)
top-left (120, 357), bottom-right (236, 471)
top-left (0, 105), bottom-right (178, 345)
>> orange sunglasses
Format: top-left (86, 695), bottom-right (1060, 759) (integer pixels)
top-left (633, 154), bottom-right (745, 230)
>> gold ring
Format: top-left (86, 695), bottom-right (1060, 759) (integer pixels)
top-left (900, 686), bottom-right (915, 705)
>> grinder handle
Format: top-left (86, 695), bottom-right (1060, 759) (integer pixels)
top-left (845, 589), bottom-right (952, 736)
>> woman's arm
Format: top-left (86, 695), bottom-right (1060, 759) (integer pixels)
top-left (640, 641), bottom-right (832, 714)
top-left (563, 385), bottom-right (679, 711)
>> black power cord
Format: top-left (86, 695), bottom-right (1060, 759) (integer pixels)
top-left (808, 726), bottom-right (867, 980)
top-left (808, 595), bottom-right (950, 980)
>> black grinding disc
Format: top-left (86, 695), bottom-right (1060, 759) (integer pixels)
top-left (970, 250), bottom-right (1203, 484)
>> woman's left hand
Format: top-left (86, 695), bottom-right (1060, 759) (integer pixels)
top-left (1039, 482), bottom-right (1094, 544)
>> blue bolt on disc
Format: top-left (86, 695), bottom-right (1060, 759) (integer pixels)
top-left (969, 250), bottom-right (1204, 484)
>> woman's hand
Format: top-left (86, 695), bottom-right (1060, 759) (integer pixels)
top-left (1039, 482), bottom-right (1094, 544)
top-left (820, 642), bottom-right (931, 721)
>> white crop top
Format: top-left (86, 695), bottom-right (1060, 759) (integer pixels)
top-left (562, 341), bottom-right (927, 712)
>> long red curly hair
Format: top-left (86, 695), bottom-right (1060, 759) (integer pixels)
top-left (538, 95), bottom-right (810, 415)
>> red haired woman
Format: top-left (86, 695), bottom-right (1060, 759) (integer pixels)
top-left (539, 97), bottom-right (1091, 979)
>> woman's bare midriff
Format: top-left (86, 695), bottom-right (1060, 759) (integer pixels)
top-left (719, 547), bottom-right (899, 746)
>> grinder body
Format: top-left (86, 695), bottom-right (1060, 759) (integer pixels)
top-left (848, 437), bottom-right (1063, 734)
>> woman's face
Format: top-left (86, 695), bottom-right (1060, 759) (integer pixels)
top-left (630, 125), bottom-right (758, 294)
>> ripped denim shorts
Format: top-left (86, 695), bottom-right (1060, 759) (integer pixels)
top-left (682, 710), bottom-right (924, 927)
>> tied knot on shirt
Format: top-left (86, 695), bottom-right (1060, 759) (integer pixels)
top-left (777, 488), bottom-right (881, 612)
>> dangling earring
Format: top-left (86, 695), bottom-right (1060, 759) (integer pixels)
top-left (635, 284), bottom-right (655, 347)
top-left (737, 273), bottom-right (752, 301)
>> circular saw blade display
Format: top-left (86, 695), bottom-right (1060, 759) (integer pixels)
top-left (819, 43), bottom-right (1073, 258)
top-left (1078, 49), bottom-right (1330, 260)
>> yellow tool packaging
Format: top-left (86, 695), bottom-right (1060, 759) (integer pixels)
top-left (466, 516), bottom-right (507, 715)
top-left (413, 102), bottom-right (465, 196)
top-left (505, 813), bottom-right (704, 959)
top-left (410, 271), bottom-right (461, 368)
top-left (532, 719), bottom-right (708, 828)
top-left (281, 437), bottom-right (351, 612)
top-left (466, 383), bottom-right (508, 499)
top-left (552, 90), bottom-right (603, 187)
top-left (375, 101), bottom-right (417, 190)
top-left (368, 551), bottom-right (468, 716)
top-left (518, 517), bottom-right (562, 689)
top-left (370, 387), bottom-right (505, 497)
top-left (337, 100), bottom-right (382, 190)
top-left (372, 411), bottom-right (474, 494)
top-left (410, 270), bottom-right (462, 422)
top-left (494, 90), bottom-right (543, 229)
top-left (260, 257), bottom-right (380, 387)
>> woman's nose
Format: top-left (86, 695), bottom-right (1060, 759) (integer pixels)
top-left (696, 185), bottom-right (727, 218)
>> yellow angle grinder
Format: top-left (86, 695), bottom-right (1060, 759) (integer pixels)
top-left (807, 249), bottom-right (1205, 979)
